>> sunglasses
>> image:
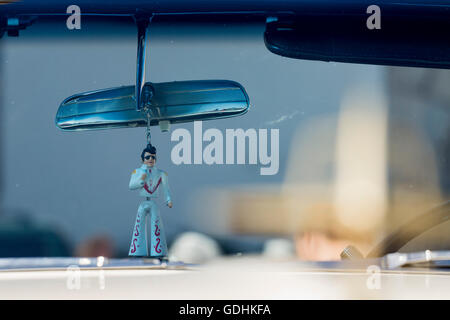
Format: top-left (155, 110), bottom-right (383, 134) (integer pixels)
top-left (144, 155), bottom-right (156, 161)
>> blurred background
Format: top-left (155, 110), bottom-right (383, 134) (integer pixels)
top-left (0, 18), bottom-right (448, 262)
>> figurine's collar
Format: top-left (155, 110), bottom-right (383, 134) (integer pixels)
top-left (141, 164), bottom-right (156, 172)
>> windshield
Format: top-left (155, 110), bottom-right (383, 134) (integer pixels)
top-left (0, 18), bottom-right (449, 264)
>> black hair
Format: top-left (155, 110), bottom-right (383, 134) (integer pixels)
top-left (141, 143), bottom-right (157, 161)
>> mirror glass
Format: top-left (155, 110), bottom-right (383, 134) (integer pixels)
top-left (55, 80), bottom-right (249, 131)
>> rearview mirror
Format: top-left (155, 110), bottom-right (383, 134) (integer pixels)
top-left (55, 80), bottom-right (249, 131)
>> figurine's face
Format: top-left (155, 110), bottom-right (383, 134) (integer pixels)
top-left (143, 152), bottom-right (156, 167)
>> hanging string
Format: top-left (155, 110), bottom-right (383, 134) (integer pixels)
top-left (140, 84), bottom-right (154, 146)
top-left (144, 107), bottom-right (151, 146)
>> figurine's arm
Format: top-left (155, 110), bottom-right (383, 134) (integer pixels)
top-left (129, 169), bottom-right (145, 190)
top-left (161, 171), bottom-right (172, 207)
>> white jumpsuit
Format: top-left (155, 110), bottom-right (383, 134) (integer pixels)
top-left (128, 164), bottom-right (172, 257)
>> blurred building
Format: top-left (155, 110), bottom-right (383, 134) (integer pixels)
top-left (192, 67), bottom-right (449, 260)
top-left (387, 67), bottom-right (450, 251)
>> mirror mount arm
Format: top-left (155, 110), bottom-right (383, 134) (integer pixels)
top-left (134, 15), bottom-right (153, 112)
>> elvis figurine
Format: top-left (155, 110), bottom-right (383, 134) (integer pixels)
top-left (128, 143), bottom-right (172, 259)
